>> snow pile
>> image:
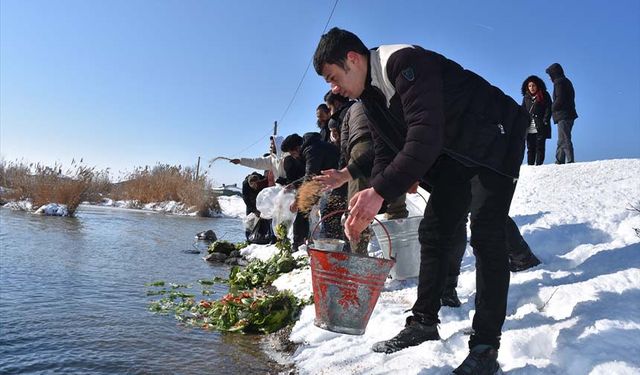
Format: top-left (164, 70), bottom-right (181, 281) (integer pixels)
top-left (34, 203), bottom-right (69, 216)
top-left (218, 195), bottom-right (246, 218)
top-left (268, 159), bottom-right (640, 374)
top-left (3, 200), bottom-right (33, 211)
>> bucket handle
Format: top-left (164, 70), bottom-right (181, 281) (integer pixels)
top-left (308, 209), bottom-right (393, 260)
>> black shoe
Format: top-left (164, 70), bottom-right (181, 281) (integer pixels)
top-left (509, 252), bottom-right (541, 272)
top-left (371, 316), bottom-right (440, 354)
top-left (441, 286), bottom-right (461, 308)
top-left (453, 345), bottom-right (502, 374)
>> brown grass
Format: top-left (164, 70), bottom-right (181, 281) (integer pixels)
top-left (0, 160), bottom-right (219, 217)
top-left (111, 164), bottom-right (219, 216)
top-left (0, 160), bottom-right (106, 216)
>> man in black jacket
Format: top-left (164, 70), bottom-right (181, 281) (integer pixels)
top-left (546, 63), bottom-right (578, 164)
top-left (313, 28), bottom-right (527, 374)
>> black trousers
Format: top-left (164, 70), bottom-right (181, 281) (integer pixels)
top-left (413, 156), bottom-right (516, 350)
top-left (292, 212), bottom-right (309, 249)
top-left (526, 133), bottom-right (546, 165)
top-left (447, 216), bottom-right (532, 277)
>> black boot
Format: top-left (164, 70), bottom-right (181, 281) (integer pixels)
top-left (453, 345), bottom-right (503, 374)
top-left (509, 248), bottom-right (541, 272)
top-left (371, 315), bottom-right (440, 354)
top-left (441, 276), bottom-right (461, 308)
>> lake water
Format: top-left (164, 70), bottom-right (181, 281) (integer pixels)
top-left (0, 206), bottom-right (284, 374)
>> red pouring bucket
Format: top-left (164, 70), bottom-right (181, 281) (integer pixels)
top-left (307, 210), bottom-right (395, 335)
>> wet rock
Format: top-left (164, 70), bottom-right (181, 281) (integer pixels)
top-left (195, 229), bottom-right (217, 241)
top-left (228, 250), bottom-right (241, 258)
top-left (204, 252), bottom-right (227, 262)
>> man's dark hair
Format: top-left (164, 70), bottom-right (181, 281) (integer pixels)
top-left (313, 27), bottom-right (369, 75)
top-left (316, 103), bottom-right (330, 112)
top-left (324, 90), bottom-right (349, 106)
top-left (281, 133), bottom-right (303, 152)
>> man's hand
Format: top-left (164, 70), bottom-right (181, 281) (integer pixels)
top-left (407, 181), bottom-right (419, 194)
top-left (230, 159), bottom-right (241, 165)
top-left (314, 168), bottom-right (351, 191)
top-left (289, 201), bottom-right (298, 213)
top-left (344, 188), bottom-right (384, 240)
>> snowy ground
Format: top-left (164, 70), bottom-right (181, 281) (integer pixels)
top-left (240, 159), bottom-right (640, 374)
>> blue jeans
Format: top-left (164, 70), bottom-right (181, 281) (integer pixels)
top-left (556, 120), bottom-right (575, 164)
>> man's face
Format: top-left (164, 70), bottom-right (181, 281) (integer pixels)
top-left (316, 109), bottom-right (330, 123)
top-left (321, 52), bottom-right (366, 99)
top-left (289, 147), bottom-right (301, 159)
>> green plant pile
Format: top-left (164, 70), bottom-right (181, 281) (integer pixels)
top-left (184, 290), bottom-right (303, 333)
top-left (146, 278), bottom-right (306, 333)
top-left (274, 223), bottom-right (292, 253)
top-left (208, 240), bottom-right (246, 255)
top-left (228, 250), bottom-right (308, 290)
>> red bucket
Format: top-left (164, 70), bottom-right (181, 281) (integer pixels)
top-left (307, 210), bottom-right (394, 335)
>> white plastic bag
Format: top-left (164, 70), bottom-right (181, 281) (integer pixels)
top-left (256, 186), bottom-right (282, 219)
top-left (272, 188), bottom-right (297, 229)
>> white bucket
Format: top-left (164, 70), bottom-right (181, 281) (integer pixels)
top-left (370, 216), bottom-right (421, 280)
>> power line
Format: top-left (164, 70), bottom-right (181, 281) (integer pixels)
top-left (277, 0), bottom-right (339, 125)
top-left (231, 0), bottom-right (339, 157)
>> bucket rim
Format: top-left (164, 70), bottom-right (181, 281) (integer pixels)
top-left (307, 209), bottom-right (394, 260)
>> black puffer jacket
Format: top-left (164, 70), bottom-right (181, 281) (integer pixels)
top-left (546, 63), bottom-right (578, 123)
top-left (360, 45), bottom-right (528, 201)
top-left (301, 132), bottom-right (339, 176)
top-left (521, 91), bottom-right (552, 139)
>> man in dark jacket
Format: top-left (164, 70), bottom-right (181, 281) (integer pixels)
top-left (313, 28), bottom-right (527, 374)
top-left (546, 63), bottom-right (578, 164)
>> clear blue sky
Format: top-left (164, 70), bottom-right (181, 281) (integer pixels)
top-left (1, 0), bottom-right (639, 185)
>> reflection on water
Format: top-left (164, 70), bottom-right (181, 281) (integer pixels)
top-left (0, 206), bottom-right (281, 374)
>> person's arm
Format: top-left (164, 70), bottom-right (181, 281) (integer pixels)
top-left (551, 81), bottom-right (565, 111)
top-left (304, 146), bottom-right (323, 177)
top-left (544, 91), bottom-right (552, 125)
top-left (346, 139), bottom-right (374, 180)
top-left (232, 156), bottom-right (274, 171)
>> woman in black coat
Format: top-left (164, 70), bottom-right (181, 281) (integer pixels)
top-left (521, 75), bottom-right (552, 165)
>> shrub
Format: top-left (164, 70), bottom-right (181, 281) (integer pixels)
top-left (0, 159), bottom-right (108, 216)
top-left (112, 163), bottom-right (219, 216)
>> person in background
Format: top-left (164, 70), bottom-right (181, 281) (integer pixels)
top-left (546, 63), bottom-right (578, 164)
top-left (324, 90), bottom-right (353, 148)
top-left (229, 136), bottom-right (287, 186)
top-left (313, 27), bottom-right (527, 374)
top-left (280, 134), bottom-right (308, 250)
top-left (241, 173), bottom-right (268, 239)
top-left (315, 100), bottom-right (409, 253)
top-left (521, 75), bottom-right (552, 166)
top-left (316, 104), bottom-right (332, 143)
top-left (281, 131), bottom-right (342, 245)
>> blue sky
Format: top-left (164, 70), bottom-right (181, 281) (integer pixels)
top-left (1, 0), bottom-right (639, 185)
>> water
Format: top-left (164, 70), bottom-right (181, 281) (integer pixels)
top-left (0, 206), bottom-right (282, 374)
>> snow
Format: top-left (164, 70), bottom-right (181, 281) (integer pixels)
top-left (218, 195), bottom-right (246, 218)
top-left (34, 203), bottom-right (69, 216)
top-left (254, 159), bottom-right (640, 374)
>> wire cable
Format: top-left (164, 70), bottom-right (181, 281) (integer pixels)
top-left (231, 0), bottom-right (339, 157)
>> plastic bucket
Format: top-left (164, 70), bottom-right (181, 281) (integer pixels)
top-left (307, 211), bottom-right (394, 335)
top-left (370, 216), bottom-right (422, 280)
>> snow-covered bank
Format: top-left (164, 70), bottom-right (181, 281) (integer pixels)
top-left (269, 159), bottom-right (640, 374)
top-left (217, 195), bottom-right (246, 218)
